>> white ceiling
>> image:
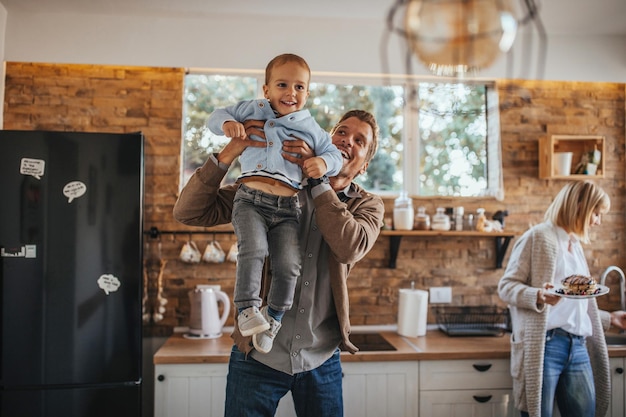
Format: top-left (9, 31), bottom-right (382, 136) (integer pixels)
top-left (2, 0), bottom-right (625, 36)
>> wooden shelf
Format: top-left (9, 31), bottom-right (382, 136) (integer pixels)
top-left (145, 226), bottom-right (235, 239)
top-left (379, 230), bottom-right (515, 269)
top-left (539, 135), bottom-right (604, 179)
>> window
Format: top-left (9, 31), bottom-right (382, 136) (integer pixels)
top-left (182, 74), bottom-right (258, 186)
top-left (181, 70), bottom-right (503, 200)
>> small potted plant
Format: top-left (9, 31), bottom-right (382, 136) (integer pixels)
top-left (573, 147), bottom-right (601, 175)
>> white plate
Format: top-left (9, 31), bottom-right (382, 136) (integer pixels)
top-left (548, 284), bottom-right (609, 299)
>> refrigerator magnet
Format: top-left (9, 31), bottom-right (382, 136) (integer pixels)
top-left (63, 181), bottom-right (87, 203)
top-left (98, 273), bottom-right (121, 295)
top-left (20, 158), bottom-right (46, 180)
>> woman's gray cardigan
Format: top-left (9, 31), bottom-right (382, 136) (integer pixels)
top-left (497, 221), bottom-right (611, 417)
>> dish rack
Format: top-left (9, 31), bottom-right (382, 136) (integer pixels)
top-left (435, 306), bottom-right (510, 337)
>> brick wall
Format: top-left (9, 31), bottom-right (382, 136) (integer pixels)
top-left (3, 63), bottom-right (625, 335)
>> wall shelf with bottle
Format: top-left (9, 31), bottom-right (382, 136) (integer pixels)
top-left (538, 135), bottom-right (604, 179)
top-left (379, 230), bottom-right (515, 269)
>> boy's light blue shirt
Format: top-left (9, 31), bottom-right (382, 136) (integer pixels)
top-left (207, 98), bottom-right (342, 189)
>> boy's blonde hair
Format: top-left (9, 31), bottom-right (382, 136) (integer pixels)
top-left (544, 180), bottom-right (610, 243)
top-left (265, 53), bottom-right (311, 86)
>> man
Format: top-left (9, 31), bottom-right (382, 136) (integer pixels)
top-left (173, 109), bottom-right (384, 416)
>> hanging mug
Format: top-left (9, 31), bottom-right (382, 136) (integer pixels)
top-left (179, 240), bottom-right (201, 264)
top-left (203, 240), bottom-right (225, 263)
top-left (226, 243), bottom-right (238, 263)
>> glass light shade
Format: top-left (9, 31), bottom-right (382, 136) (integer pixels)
top-left (405, 0), bottom-right (518, 77)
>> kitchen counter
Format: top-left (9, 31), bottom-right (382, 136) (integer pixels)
top-left (154, 327), bottom-right (626, 365)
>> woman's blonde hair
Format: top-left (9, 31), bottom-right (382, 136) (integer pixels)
top-left (544, 180), bottom-right (610, 243)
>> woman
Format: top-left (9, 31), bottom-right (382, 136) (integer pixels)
top-left (498, 181), bottom-right (626, 417)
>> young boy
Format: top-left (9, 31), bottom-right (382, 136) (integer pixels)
top-left (207, 53), bottom-right (342, 353)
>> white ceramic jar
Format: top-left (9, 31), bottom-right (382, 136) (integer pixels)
top-left (431, 207), bottom-right (451, 231)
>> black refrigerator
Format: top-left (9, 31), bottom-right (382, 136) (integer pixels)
top-left (0, 130), bottom-right (144, 417)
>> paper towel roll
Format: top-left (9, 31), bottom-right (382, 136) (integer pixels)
top-left (397, 288), bottom-right (429, 337)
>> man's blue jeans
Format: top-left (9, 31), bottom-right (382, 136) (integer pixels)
top-left (521, 328), bottom-right (595, 417)
top-left (224, 346), bottom-right (344, 417)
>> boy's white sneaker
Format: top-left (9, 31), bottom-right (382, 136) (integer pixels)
top-left (252, 306), bottom-right (282, 354)
top-left (238, 306), bottom-right (270, 337)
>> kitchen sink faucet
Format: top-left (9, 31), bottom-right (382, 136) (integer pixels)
top-left (600, 266), bottom-right (626, 312)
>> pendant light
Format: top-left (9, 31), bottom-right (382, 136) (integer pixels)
top-left (383, 0), bottom-right (546, 79)
top-left (404, 0), bottom-right (518, 77)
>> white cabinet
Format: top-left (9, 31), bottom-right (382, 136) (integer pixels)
top-left (155, 360), bottom-right (419, 417)
top-left (154, 363), bottom-right (297, 417)
top-left (609, 357), bottom-right (626, 417)
top-left (419, 359), bottom-right (516, 417)
top-left (154, 363), bottom-right (228, 417)
top-left (342, 361), bottom-right (419, 417)
top-left (277, 361), bottom-right (420, 417)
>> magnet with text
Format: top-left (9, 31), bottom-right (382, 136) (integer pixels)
top-left (20, 158), bottom-right (46, 180)
top-left (63, 181), bottom-right (87, 203)
top-left (97, 274), bottom-right (121, 295)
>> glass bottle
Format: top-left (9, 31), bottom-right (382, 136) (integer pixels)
top-left (476, 208), bottom-right (487, 232)
top-left (431, 207), bottom-right (451, 231)
top-left (414, 206), bottom-right (431, 230)
top-left (464, 214), bottom-right (475, 231)
top-left (393, 191), bottom-right (414, 230)
top-left (454, 206), bottom-right (464, 231)
top-left (445, 207), bottom-right (455, 230)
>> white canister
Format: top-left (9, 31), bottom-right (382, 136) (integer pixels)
top-left (554, 152), bottom-right (573, 176)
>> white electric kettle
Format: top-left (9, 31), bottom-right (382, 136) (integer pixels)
top-left (185, 285), bottom-right (231, 339)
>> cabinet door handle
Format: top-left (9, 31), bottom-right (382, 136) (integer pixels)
top-left (157, 374), bottom-right (165, 382)
top-left (472, 364), bottom-right (492, 372)
top-left (617, 367), bottom-right (624, 375)
top-left (473, 395), bottom-right (493, 403)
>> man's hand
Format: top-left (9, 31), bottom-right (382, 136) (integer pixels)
top-left (282, 138), bottom-right (315, 166)
top-left (243, 119), bottom-right (265, 139)
top-left (216, 120), bottom-right (266, 165)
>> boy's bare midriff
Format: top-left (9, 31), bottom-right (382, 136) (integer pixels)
top-left (240, 177), bottom-right (298, 197)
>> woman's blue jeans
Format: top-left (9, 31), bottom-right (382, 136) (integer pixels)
top-left (521, 328), bottom-right (595, 417)
top-left (224, 346), bottom-right (344, 417)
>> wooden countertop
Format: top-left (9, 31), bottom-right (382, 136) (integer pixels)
top-left (153, 328), bottom-right (626, 365)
